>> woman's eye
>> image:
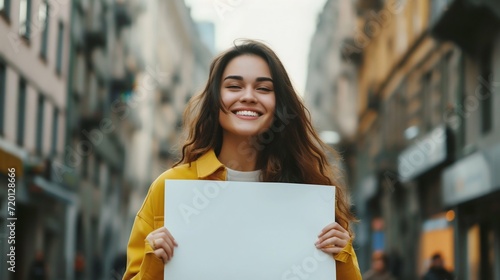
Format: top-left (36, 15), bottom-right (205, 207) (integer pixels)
top-left (226, 85), bottom-right (241, 89)
top-left (257, 87), bottom-right (272, 92)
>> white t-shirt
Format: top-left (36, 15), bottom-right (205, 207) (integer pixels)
top-left (226, 167), bottom-right (261, 182)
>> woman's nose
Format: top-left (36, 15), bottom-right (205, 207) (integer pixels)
top-left (239, 87), bottom-right (257, 103)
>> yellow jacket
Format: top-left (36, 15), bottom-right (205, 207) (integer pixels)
top-left (123, 150), bottom-right (362, 279)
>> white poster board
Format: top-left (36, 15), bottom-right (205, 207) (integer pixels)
top-left (164, 180), bottom-right (336, 280)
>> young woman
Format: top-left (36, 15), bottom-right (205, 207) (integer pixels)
top-left (123, 40), bottom-right (361, 279)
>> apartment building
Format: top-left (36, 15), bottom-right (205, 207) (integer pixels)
top-left (306, 0), bottom-right (500, 278)
top-left (0, 0), bottom-right (72, 279)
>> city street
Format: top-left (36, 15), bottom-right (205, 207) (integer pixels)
top-left (0, 0), bottom-right (499, 279)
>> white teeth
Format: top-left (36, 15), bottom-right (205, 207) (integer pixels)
top-left (235, 110), bottom-right (259, 117)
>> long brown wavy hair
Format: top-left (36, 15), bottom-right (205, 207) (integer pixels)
top-left (175, 40), bottom-right (356, 232)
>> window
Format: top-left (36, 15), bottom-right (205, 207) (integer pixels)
top-left (93, 157), bottom-right (100, 186)
top-left (106, 168), bottom-right (114, 199)
top-left (39, 1), bottom-right (49, 59)
top-left (480, 44), bottom-right (493, 135)
top-left (17, 79), bottom-right (27, 146)
top-left (51, 107), bottom-right (58, 155)
top-left (0, 0), bottom-right (11, 19)
top-left (0, 62), bottom-right (5, 135)
top-left (422, 72), bottom-right (433, 132)
top-left (36, 94), bottom-right (44, 155)
top-left (82, 153), bottom-right (88, 179)
top-left (56, 21), bottom-right (64, 74)
top-left (19, 0), bottom-right (32, 39)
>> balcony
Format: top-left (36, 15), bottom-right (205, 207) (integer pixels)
top-left (160, 87), bottom-right (173, 104)
top-left (110, 72), bottom-right (134, 101)
top-left (79, 110), bottom-right (104, 130)
top-left (115, 2), bottom-right (132, 32)
top-left (355, 0), bottom-right (384, 15)
top-left (341, 37), bottom-right (363, 65)
top-left (109, 73), bottom-right (142, 131)
top-left (431, 0), bottom-right (500, 54)
top-left (93, 133), bottom-right (124, 171)
top-left (85, 12), bottom-right (107, 51)
top-left (92, 49), bottom-right (110, 80)
top-left (75, 0), bottom-right (90, 15)
top-left (85, 29), bottom-right (106, 50)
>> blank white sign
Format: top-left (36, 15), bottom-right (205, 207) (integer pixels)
top-left (164, 180), bottom-right (336, 280)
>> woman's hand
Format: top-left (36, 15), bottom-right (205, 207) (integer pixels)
top-left (315, 222), bottom-right (350, 254)
top-left (146, 227), bottom-right (178, 264)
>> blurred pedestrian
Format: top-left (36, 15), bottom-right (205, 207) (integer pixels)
top-left (363, 251), bottom-right (396, 280)
top-left (388, 247), bottom-right (403, 279)
top-left (29, 251), bottom-right (48, 280)
top-left (123, 40), bottom-right (361, 279)
top-left (423, 253), bottom-right (454, 280)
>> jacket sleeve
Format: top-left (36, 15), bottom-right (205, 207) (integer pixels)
top-left (334, 239), bottom-right (362, 280)
top-left (122, 183), bottom-right (164, 280)
top-left (122, 215), bottom-right (164, 280)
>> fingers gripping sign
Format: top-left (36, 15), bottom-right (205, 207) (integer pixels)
top-left (315, 222), bottom-right (350, 255)
top-left (146, 227), bottom-right (178, 264)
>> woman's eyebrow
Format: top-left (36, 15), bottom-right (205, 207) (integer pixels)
top-left (223, 75), bottom-right (273, 83)
top-left (223, 75), bottom-right (243, 81)
top-left (256, 77), bottom-right (273, 83)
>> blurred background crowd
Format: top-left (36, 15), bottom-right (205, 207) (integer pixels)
top-left (0, 0), bottom-right (499, 279)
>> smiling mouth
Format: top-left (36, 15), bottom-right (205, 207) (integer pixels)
top-left (233, 110), bottom-right (262, 117)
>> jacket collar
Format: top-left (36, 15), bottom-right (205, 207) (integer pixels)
top-left (195, 149), bottom-right (225, 179)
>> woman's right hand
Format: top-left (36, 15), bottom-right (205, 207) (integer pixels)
top-left (146, 227), bottom-right (178, 264)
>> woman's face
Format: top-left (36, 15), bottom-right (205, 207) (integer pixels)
top-left (219, 55), bottom-right (276, 138)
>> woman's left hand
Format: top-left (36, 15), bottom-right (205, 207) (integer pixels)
top-left (315, 222), bottom-right (350, 254)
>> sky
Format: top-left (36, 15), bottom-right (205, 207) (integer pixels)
top-left (184, 0), bottom-right (328, 96)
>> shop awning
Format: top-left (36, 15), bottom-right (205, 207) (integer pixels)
top-left (0, 143), bottom-right (24, 177)
top-left (33, 176), bottom-right (77, 204)
top-left (398, 126), bottom-right (448, 182)
top-left (442, 144), bottom-right (500, 206)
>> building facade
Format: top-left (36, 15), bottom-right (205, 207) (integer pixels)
top-left (307, 0), bottom-right (500, 279)
top-left (121, 0), bottom-right (213, 260)
top-left (1, 0), bottom-right (211, 279)
top-left (305, 0), bottom-right (359, 142)
top-left (66, 0), bottom-right (212, 279)
top-left (0, 0), bottom-right (72, 279)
